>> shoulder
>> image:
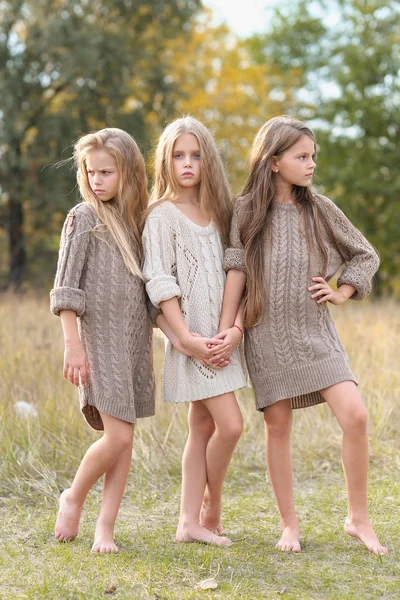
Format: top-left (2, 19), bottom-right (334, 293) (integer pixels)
top-left (146, 200), bottom-right (174, 221)
top-left (72, 202), bottom-right (97, 224)
top-left (313, 194), bottom-right (345, 216)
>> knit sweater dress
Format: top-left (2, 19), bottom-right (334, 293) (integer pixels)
top-left (142, 201), bottom-right (247, 403)
top-left (50, 202), bottom-right (155, 430)
top-left (224, 195), bottom-right (380, 411)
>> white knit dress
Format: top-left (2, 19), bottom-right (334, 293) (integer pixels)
top-left (142, 201), bottom-right (247, 403)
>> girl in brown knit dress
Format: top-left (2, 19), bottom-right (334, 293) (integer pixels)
top-left (215, 116), bottom-right (387, 555)
top-left (50, 128), bottom-right (155, 553)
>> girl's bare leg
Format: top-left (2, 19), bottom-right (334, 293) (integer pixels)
top-left (200, 392), bottom-right (243, 535)
top-left (92, 420), bottom-right (134, 553)
top-left (321, 381), bottom-right (387, 555)
top-left (55, 412), bottom-right (134, 543)
top-left (176, 392), bottom-right (242, 546)
top-left (264, 399), bottom-right (301, 552)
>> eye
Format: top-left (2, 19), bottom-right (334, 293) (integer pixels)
top-left (174, 153), bottom-right (183, 159)
top-left (193, 153), bottom-right (201, 159)
top-left (87, 170), bottom-right (94, 175)
top-left (102, 171), bottom-right (111, 174)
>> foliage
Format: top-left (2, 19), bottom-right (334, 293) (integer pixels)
top-left (0, 0), bottom-right (201, 288)
top-left (248, 0), bottom-right (400, 293)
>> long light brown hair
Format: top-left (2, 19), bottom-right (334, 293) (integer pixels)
top-left (74, 128), bottom-right (148, 277)
top-left (241, 115), bottom-right (343, 327)
top-left (149, 116), bottom-right (232, 246)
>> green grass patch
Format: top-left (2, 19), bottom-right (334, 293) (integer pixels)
top-left (0, 295), bottom-right (399, 598)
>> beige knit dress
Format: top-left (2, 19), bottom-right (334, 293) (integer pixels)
top-left (142, 201), bottom-right (248, 403)
top-left (50, 202), bottom-right (155, 430)
top-left (224, 195), bottom-right (380, 411)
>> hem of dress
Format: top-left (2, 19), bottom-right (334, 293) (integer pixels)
top-left (163, 379), bottom-right (249, 403)
top-left (249, 355), bottom-right (358, 411)
top-left (80, 388), bottom-right (155, 431)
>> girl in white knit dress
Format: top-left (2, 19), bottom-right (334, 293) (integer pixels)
top-left (218, 116), bottom-right (387, 555)
top-left (51, 128), bottom-right (154, 553)
top-left (143, 117), bottom-right (247, 546)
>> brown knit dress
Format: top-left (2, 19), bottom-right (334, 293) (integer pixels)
top-left (50, 203), bottom-right (155, 430)
top-left (224, 195), bottom-right (380, 411)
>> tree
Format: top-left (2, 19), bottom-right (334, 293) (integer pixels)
top-left (0, 0), bottom-right (201, 289)
top-left (249, 0), bottom-right (400, 293)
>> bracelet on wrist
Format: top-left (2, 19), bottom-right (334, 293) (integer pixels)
top-left (233, 324), bottom-right (243, 337)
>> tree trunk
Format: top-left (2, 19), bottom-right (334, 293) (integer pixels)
top-left (7, 164), bottom-right (26, 291)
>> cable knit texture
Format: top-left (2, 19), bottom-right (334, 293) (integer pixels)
top-left (143, 201), bottom-right (247, 403)
top-left (224, 195), bottom-right (379, 411)
top-left (50, 202), bottom-right (155, 430)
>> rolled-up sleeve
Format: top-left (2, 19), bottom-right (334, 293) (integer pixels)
top-left (320, 197), bottom-right (380, 300)
top-left (50, 207), bottom-right (93, 316)
top-left (142, 215), bottom-right (181, 308)
top-left (223, 197), bottom-right (246, 272)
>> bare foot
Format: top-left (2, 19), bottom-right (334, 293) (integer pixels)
top-left (276, 522), bottom-right (301, 552)
top-left (344, 518), bottom-right (388, 555)
top-left (200, 499), bottom-right (224, 535)
top-left (55, 489), bottom-right (82, 542)
top-left (92, 522), bottom-right (119, 554)
top-left (176, 522), bottom-right (232, 546)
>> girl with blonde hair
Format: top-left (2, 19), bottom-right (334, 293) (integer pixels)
top-left (50, 127), bottom-right (155, 553)
top-left (218, 115), bottom-right (387, 555)
top-left (143, 116), bottom-right (247, 546)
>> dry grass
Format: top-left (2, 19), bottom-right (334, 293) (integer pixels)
top-left (1, 294), bottom-right (399, 496)
top-left (0, 295), bottom-right (399, 598)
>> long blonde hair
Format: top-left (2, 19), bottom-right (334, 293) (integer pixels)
top-left (241, 116), bottom-right (344, 328)
top-left (74, 128), bottom-right (148, 277)
top-left (149, 116), bottom-right (232, 246)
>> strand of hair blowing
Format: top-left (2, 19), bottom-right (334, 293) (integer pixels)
top-left (240, 160), bottom-right (275, 328)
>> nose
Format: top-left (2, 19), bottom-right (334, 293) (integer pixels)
top-left (93, 172), bottom-right (102, 185)
top-left (184, 155), bottom-right (192, 167)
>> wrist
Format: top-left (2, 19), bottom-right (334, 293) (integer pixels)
top-left (233, 324), bottom-right (243, 337)
top-left (65, 338), bottom-right (82, 347)
top-left (178, 330), bottom-right (191, 346)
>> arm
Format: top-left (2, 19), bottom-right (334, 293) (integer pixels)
top-left (159, 297), bottom-right (222, 363)
top-left (60, 310), bottom-right (89, 386)
top-left (316, 196), bottom-right (380, 301)
top-left (156, 312), bottom-right (192, 357)
top-left (142, 212), bottom-right (221, 363)
top-left (210, 197), bottom-right (248, 358)
top-left (50, 206), bottom-right (93, 383)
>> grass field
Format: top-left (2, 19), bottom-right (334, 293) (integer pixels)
top-left (0, 295), bottom-right (399, 599)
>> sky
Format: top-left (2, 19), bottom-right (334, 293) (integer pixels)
top-left (203, 1), bottom-right (339, 37)
top-left (204, 0), bottom-right (273, 37)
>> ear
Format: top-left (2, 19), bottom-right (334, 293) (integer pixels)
top-left (272, 156), bottom-right (279, 173)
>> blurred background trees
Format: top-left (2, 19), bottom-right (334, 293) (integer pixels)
top-left (1, 0), bottom-right (399, 294)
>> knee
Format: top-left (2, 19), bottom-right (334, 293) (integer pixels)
top-left (264, 411), bottom-right (292, 439)
top-left (189, 413), bottom-right (215, 438)
top-left (105, 428), bottom-right (133, 454)
top-left (220, 417), bottom-right (243, 444)
top-left (346, 406), bottom-right (368, 435)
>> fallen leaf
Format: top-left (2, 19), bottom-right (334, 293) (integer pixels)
top-left (199, 578), bottom-right (218, 590)
top-left (104, 584), bottom-right (117, 595)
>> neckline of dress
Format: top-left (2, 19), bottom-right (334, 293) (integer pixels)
top-left (168, 201), bottom-right (215, 234)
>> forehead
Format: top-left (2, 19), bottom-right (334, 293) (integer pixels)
top-left (85, 149), bottom-right (117, 169)
top-left (286, 135), bottom-right (315, 155)
top-left (173, 134), bottom-right (200, 150)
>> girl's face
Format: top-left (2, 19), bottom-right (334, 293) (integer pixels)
top-left (86, 150), bottom-right (120, 201)
top-left (273, 135), bottom-right (316, 187)
top-left (172, 134), bottom-right (201, 189)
